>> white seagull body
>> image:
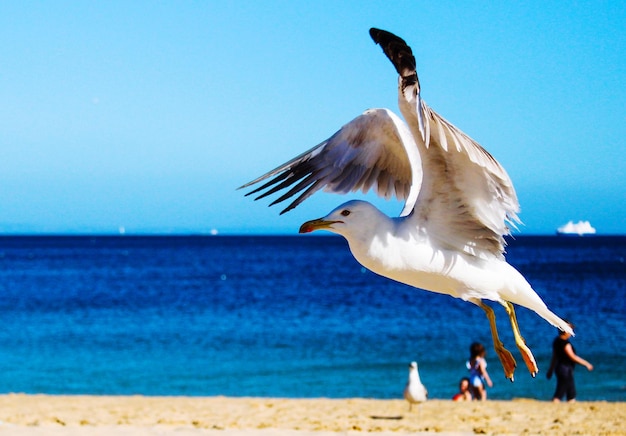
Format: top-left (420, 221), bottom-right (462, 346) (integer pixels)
top-left (240, 28), bottom-right (572, 380)
top-left (404, 361), bottom-right (427, 411)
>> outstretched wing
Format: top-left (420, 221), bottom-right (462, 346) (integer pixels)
top-left (371, 28), bottom-right (520, 258)
top-left (239, 108), bottom-right (421, 216)
top-left (418, 104), bottom-right (521, 257)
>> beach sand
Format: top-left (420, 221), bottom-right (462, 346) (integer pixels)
top-left (0, 394), bottom-right (624, 435)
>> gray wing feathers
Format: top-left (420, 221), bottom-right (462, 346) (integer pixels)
top-left (371, 27), bottom-right (520, 257)
top-left (239, 109), bottom-right (419, 215)
top-left (241, 27), bottom-right (521, 259)
top-left (416, 104), bottom-right (521, 257)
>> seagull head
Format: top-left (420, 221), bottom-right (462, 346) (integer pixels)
top-left (408, 362), bottom-right (421, 381)
top-left (298, 200), bottom-right (388, 239)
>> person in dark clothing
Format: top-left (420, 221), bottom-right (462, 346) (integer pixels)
top-left (546, 320), bottom-right (593, 402)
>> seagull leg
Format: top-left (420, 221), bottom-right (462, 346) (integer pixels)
top-left (502, 301), bottom-right (539, 377)
top-left (475, 300), bottom-right (517, 381)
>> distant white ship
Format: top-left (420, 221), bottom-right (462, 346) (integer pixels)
top-left (556, 220), bottom-right (597, 236)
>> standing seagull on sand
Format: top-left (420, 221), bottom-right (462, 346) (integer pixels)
top-left (240, 28), bottom-right (572, 381)
top-left (404, 361), bottom-right (427, 411)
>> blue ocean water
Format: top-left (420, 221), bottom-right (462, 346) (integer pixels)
top-left (0, 235), bottom-right (624, 401)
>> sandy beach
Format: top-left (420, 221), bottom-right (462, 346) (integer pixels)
top-left (0, 395), bottom-right (624, 436)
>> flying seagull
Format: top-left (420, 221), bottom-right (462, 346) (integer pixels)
top-left (404, 361), bottom-right (427, 411)
top-left (240, 28), bottom-right (572, 381)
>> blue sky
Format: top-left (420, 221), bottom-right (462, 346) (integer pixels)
top-left (0, 1), bottom-right (624, 235)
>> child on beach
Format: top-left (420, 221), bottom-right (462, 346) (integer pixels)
top-left (452, 377), bottom-right (472, 401)
top-left (467, 342), bottom-right (493, 400)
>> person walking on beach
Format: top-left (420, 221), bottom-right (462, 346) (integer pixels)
top-left (547, 320), bottom-right (593, 402)
top-left (467, 342), bottom-right (493, 400)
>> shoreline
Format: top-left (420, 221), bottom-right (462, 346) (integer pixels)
top-left (0, 394), bottom-right (624, 435)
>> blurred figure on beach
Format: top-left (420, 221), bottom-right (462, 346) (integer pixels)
top-left (404, 361), bottom-right (427, 411)
top-left (467, 342), bottom-right (493, 400)
top-left (452, 377), bottom-right (472, 401)
top-left (547, 320), bottom-right (593, 402)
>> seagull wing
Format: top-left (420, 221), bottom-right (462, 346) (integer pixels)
top-left (417, 105), bottom-right (521, 257)
top-left (239, 108), bottom-right (422, 216)
top-left (371, 28), bottom-right (520, 258)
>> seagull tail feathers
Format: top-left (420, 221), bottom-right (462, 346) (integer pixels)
top-left (535, 306), bottom-right (574, 336)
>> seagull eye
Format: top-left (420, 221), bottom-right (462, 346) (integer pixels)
top-left (341, 210), bottom-right (351, 217)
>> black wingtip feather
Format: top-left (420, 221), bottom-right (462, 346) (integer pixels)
top-left (277, 180), bottom-right (324, 215)
top-left (369, 28), bottom-right (416, 81)
top-left (245, 170), bottom-right (295, 199)
top-left (268, 173), bottom-right (317, 207)
top-left (369, 28), bottom-right (408, 47)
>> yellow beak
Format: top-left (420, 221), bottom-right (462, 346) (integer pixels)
top-left (299, 218), bottom-right (340, 234)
